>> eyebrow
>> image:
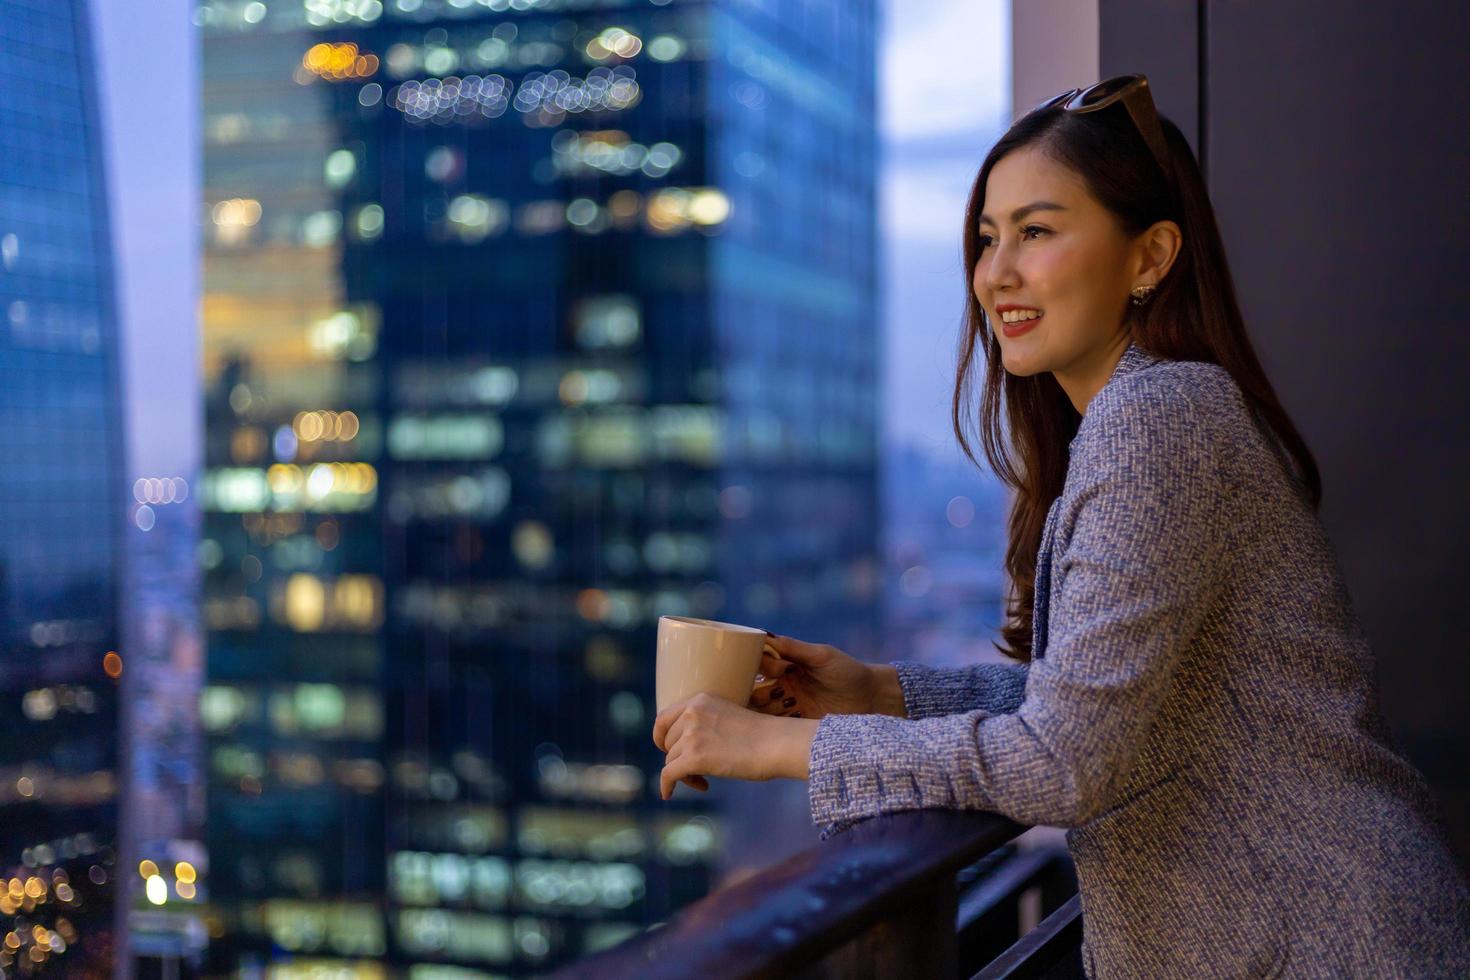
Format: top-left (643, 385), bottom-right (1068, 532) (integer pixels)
top-left (978, 201), bottom-right (1069, 227)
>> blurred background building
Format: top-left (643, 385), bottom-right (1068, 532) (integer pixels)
top-left (122, 479), bottom-right (209, 975)
top-left (0, 0), bottom-right (127, 974)
top-left (198, 0), bottom-right (878, 974)
top-left (882, 442), bottom-right (1009, 671)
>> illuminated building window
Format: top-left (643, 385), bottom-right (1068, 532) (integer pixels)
top-left (387, 415), bottom-right (503, 460)
top-left (267, 963), bottom-right (387, 980)
top-left (573, 295), bottom-right (640, 350)
top-left (650, 405), bottom-right (721, 464)
top-left (302, 0), bottom-right (384, 29)
top-left (390, 851), bottom-right (511, 909)
top-left (302, 42), bottom-right (380, 83)
top-left (537, 758), bottom-right (641, 804)
top-left (572, 411), bottom-right (648, 467)
top-left (201, 468), bottom-right (269, 511)
top-left (513, 859), bottom-right (644, 912)
top-left (309, 308), bottom-right (378, 360)
top-left (654, 814), bottom-right (720, 865)
top-left (646, 34), bottom-right (688, 63)
top-left (444, 194), bottom-right (510, 241)
top-left (645, 187), bottom-right (732, 233)
top-left (390, 75), bottom-right (513, 123)
top-left (212, 746), bottom-right (265, 781)
top-left (262, 899), bottom-right (386, 956)
top-left (301, 210), bottom-right (343, 247)
top-left (511, 521), bottom-right (553, 570)
top-left (267, 684), bottom-right (383, 739)
top-left (517, 807), bottom-right (644, 861)
top-left (200, 685), bottom-right (256, 731)
top-left (549, 131), bottom-right (683, 180)
top-left (354, 202), bottom-right (386, 240)
top-left (211, 197), bottom-right (261, 246)
top-left (395, 909), bottom-right (514, 964)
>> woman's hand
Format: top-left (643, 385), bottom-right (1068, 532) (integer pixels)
top-left (653, 692), bottom-right (819, 800)
top-left (746, 633), bottom-right (880, 721)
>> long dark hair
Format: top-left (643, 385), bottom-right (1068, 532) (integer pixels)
top-left (952, 102), bottom-right (1323, 662)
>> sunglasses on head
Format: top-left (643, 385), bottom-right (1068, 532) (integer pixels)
top-left (1033, 74), bottom-right (1173, 183)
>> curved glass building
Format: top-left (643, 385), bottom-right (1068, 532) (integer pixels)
top-left (0, 0), bottom-right (127, 975)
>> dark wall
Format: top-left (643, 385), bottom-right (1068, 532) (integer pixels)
top-left (1102, 1), bottom-right (1470, 868)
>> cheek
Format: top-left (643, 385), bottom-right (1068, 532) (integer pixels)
top-left (971, 259), bottom-right (989, 296)
top-left (1023, 241), bottom-right (1083, 287)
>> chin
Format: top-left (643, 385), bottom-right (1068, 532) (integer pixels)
top-left (997, 341), bottom-right (1046, 378)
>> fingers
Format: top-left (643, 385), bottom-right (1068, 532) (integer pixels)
top-left (760, 645), bottom-right (791, 678)
top-left (661, 750), bottom-right (708, 799)
top-left (748, 676), bottom-right (780, 707)
top-left (764, 633), bottom-right (826, 666)
top-left (652, 701), bottom-right (683, 753)
top-left (665, 710), bottom-right (691, 753)
top-left (749, 681), bottom-right (797, 716)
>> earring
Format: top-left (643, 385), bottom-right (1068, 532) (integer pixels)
top-left (1130, 283), bottom-right (1156, 306)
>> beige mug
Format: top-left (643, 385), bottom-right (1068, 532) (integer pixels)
top-left (655, 615), bottom-right (767, 713)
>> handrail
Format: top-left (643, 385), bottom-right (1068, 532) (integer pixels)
top-left (973, 894), bottom-right (1084, 980)
top-left (550, 809), bottom-right (1050, 979)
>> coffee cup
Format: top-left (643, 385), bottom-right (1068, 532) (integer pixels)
top-left (655, 615), bottom-right (767, 712)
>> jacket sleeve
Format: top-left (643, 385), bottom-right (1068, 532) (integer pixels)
top-left (808, 383), bottom-right (1230, 837)
top-left (893, 660), bottom-right (1029, 720)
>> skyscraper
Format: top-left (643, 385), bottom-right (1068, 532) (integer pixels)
top-left (200, 0), bottom-right (878, 973)
top-left (0, 0), bottom-right (127, 974)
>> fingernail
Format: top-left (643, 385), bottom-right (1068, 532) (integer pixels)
top-left (783, 697), bottom-right (796, 708)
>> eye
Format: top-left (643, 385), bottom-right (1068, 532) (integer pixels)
top-left (977, 226), bottom-right (1048, 249)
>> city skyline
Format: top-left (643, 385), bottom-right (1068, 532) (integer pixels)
top-left (97, 0), bottom-right (1012, 480)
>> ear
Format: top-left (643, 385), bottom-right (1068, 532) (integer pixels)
top-left (1132, 219), bottom-right (1183, 287)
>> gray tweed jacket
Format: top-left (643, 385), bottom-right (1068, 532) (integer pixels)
top-left (808, 342), bottom-right (1470, 978)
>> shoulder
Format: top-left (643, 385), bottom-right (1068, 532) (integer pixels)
top-left (1081, 358), bottom-right (1239, 441)
top-left (1071, 358), bottom-right (1240, 483)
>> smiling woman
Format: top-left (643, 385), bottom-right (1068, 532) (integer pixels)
top-left (664, 71), bottom-right (1470, 979)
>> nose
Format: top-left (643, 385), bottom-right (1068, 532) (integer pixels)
top-left (981, 237), bottom-right (1020, 296)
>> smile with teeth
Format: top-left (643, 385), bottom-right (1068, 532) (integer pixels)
top-left (1000, 309), bottom-right (1043, 323)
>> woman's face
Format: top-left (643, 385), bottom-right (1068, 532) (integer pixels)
top-left (971, 146), bottom-right (1140, 385)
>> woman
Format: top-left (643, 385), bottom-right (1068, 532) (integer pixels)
top-left (652, 75), bottom-right (1470, 976)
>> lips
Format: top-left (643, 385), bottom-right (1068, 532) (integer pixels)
top-left (1000, 312), bottom-right (1042, 338)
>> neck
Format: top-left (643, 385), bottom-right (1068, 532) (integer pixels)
top-left (1053, 333), bottom-right (1133, 416)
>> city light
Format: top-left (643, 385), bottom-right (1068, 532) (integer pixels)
top-left (585, 27), bottom-right (643, 62)
top-left (145, 875), bottom-right (167, 906)
top-left (302, 43), bottom-right (380, 82)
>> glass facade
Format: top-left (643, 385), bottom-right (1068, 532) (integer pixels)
top-left (201, 0), bottom-right (878, 973)
top-left (0, 0), bottom-right (126, 975)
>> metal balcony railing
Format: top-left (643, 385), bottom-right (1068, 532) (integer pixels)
top-left (550, 809), bottom-right (1083, 979)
